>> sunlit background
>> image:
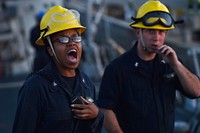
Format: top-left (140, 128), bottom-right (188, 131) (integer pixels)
top-left (0, 0), bottom-right (200, 133)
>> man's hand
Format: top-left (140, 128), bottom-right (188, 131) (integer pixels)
top-left (157, 44), bottom-right (179, 66)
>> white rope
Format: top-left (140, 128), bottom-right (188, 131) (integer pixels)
top-left (47, 36), bottom-right (60, 64)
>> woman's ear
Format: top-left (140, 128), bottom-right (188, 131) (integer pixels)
top-left (47, 47), bottom-right (53, 56)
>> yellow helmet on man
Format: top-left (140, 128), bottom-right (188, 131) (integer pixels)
top-left (130, 0), bottom-right (175, 30)
top-left (36, 5), bottom-right (86, 45)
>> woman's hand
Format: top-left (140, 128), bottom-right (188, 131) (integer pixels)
top-left (71, 96), bottom-right (99, 120)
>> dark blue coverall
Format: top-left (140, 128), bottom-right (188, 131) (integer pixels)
top-left (13, 61), bottom-right (103, 133)
top-left (97, 42), bottom-right (195, 133)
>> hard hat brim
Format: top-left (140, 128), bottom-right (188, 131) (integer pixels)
top-left (36, 26), bottom-right (86, 46)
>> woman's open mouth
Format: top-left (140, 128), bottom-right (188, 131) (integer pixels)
top-left (67, 49), bottom-right (78, 63)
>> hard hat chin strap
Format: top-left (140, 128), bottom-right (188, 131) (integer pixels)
top-left (139, 29), bottom-right (147, 51)
top-left (47, 36), bottom-right (61, 64)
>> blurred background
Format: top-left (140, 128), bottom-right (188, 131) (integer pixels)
top-left (0, 0), bottom-right (200, 133)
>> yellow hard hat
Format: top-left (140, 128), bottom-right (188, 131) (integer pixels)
top-left (130, 0), bottom-right (175, 30)
top-left (36, 5), bottom-right (86, 45)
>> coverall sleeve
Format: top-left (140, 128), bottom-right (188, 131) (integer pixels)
top-left (90, 110), bottom-right (104, 133)
top-left (97, 64), bottom-right (121, 111)
top-left (83, 73), bottom-right (104, 133)
top-left (12, 77), bottom-right (42, 133)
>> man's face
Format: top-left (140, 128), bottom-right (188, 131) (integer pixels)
top-left (50, 29), bottom-right (82, 70)
top-left (137, 28), bottom-right (167, 53)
